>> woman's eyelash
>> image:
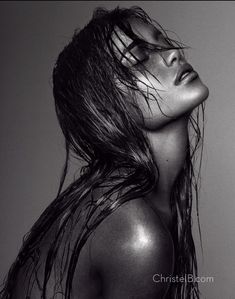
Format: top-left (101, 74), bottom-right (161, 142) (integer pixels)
top-left (132, 56), bottom-right (149, 66)
top-left (130, 52), bottom-right (151, 66)
top-left (123, 40), bottom-right (173, 67)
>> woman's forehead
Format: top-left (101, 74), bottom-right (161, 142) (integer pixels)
top-left (111, 17), bottom-right (162, 54)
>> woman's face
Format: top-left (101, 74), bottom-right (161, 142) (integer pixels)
top-left (113, 18), bottom-right (209, 129)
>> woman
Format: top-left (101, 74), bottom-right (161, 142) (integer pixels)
top-left (1, 6), bottom-right (209, 299)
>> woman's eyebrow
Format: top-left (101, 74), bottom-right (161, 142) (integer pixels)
top-left (154, 29), bottom-right (162, 38)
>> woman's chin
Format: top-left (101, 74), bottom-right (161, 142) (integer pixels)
top-left (194, 76), bottom-right (209, 101)
top-left (199, 83), bottom-right (209, 102)
top-left (189, 82), bottom-right (209, 107)
top-left (205, 85), bottom-right (210, 99)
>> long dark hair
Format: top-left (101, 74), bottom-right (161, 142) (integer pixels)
top-left (0, 6), bottom-right (205, 299)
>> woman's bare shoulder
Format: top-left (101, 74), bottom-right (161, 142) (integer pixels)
top-left (88, 197), bottom-right (174, 298)
top-left (91, 197), bottom-right (173, 254)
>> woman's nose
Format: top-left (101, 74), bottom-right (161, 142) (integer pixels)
top-left (163, 49), bottom-right (181, 67)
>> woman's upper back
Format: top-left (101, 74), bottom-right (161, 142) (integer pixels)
top-left (10, 196), bottom-right (174, 299)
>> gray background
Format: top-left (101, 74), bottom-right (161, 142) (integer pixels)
top-left (0, 1), bottom-right (235, 298)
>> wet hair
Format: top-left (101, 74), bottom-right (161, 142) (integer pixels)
top-left (1, 6), bottom-right (205, 299)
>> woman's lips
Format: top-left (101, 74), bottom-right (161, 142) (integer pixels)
top-left (179, 70), bottom-right (199, 84)
top-left (175, 63), bottom-right (198, 85)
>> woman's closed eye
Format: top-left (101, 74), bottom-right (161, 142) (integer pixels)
top-left (123, 42), bottom-right (168, 67)
top-left (125, 50), bottom-right (149, 66)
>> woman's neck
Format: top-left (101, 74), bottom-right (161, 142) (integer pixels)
top-left (145, 115), bottom-right (189, 216)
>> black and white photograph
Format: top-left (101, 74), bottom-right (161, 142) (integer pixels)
top-left (0, 1), bottom-right (234, 298)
